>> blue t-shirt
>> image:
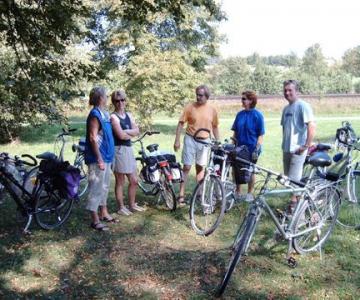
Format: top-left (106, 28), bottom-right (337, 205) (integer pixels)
top-left (85, 107), bottom-right (115, 164)
top-left (231, 109), bottom-right (265, 153)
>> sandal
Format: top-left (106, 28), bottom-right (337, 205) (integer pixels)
top-left (100, 216), bottom-right (119, 223)
top-left (90, 222), bottom-right (110, 231)
top-left (177, 196), bottom-right (186, 206)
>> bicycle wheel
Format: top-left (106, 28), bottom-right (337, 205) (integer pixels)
top-left (23, 166), bottom-right (39, 194)
top-left (189, 175), bottom-right (226, 236)
top-left (339, 168), bottom-right (360, 228)
top-left (34, 182), bottom-right (74, 230)
top-left (223, 164), bottom-right (235, 212)
top-left (217, 212), bottom-right (258, 297)
top-left (292, 187), bottom-right (340, 254)
top-left (158, 172), bottom-right (176, 211)
top-left (75, 158), bottom-right (88, 198)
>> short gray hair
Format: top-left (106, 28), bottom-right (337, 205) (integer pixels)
top-left (283, 80), bottom-right (300, 91)
top-left (196, 85), bottom-right (211, 99)
top-left (89, 86), bottom-right (106, 106)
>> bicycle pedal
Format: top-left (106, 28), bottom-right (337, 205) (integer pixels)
top-left (275, 209), bottom-right (284, 219)
top-left (287, 256), bottom-right (297, 268)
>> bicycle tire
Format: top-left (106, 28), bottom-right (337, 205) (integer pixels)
top-left (34, 183), bottom-right (74, 230)
top-left (23, 166), bottom-right (39, 194)
top-left (189, 175), bottom-right (226, 236)
top-left (159, 171), bottom-right (176, 211)
top-left (74, 157), bottom-right (88, 198)
top-left (292, 187), bottom-right (340, 254)
top-left (338, 168), bottom-right (360, 229)
top-left (217, 212), bottom-right (258, 297)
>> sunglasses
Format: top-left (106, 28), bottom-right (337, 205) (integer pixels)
top-left (114, 98), bottom-right (126, 103)
top-left (241, 97), bottom-right (251, 101)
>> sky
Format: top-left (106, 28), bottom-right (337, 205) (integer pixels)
top-left (218, 0), bottom-right (360, 59)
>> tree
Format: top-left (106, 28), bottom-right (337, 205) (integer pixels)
top-left (342, 46), bottom-right (360, 77)
top-left (207, 57), bottom-right (251, 95)
top-left (0, 0), bottom-right (225, 142)
top-left (300, 44), bottom-right (328, 96)
top-left (125, 46), bottom-right (199, 128)
top-left (249, 62), bottom-right (281, 94)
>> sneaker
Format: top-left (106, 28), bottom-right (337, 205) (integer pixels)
top-left (134, 204), bottom-right (146, 211)
top-left (244, 193), bottom-right (254, 202)
top-left (129, 205), bottom-right (145, 212)
top-left (117, 207), bottom-right (133, 216)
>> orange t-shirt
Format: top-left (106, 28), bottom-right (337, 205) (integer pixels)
top-left (179, 102), bottom-right (219, 138)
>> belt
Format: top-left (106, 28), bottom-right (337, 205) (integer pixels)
top-left (186, 133), bottom-right (208, 140)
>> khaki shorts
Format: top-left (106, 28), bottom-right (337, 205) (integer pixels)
top-left (112, 145), bottom-right (137, 174)
top-left (86, 162), bottom-right (111, 212)
top-left (181, 134), bottom-right (210, 166)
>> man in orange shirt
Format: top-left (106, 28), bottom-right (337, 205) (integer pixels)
top-left (174, 85), bottom-right (220, 205)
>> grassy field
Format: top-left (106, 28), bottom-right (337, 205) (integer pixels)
top-left (1, 107), bottom-right (360, 299)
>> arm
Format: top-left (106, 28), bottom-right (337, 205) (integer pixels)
top-left (212, 126), bottom-right (220, 141)
top-left (174, 121), bottom-right (185, 152)
top-left (124, 113), bottom-right (140, 137)
top-left (297, 121), bottom-right (316, 154)
top-left (110, 115), bottom-right (132, 140)
top-left (88, 117), bottom-right (105, 170)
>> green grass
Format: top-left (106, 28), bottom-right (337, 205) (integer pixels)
top-left (1, 111), bottom-right (360, 299)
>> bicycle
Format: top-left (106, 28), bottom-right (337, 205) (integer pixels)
top-left (217, 156), bottom-right (341, 296)
top-left (189, 128), bottom-right (237, 236)
top-left (0, 152), bottom-right (75, 233)
top-left (0, 153), bottom-right (38, 204)
top-left (26, 128), bottom-right (88, 199)
top-left (133, 131), bottom-right (182, 211)
top-left (303, 121), bottom-right (360, 229)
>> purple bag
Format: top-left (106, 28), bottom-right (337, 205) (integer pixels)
top-left (55, 166), bottom-right (81, 199)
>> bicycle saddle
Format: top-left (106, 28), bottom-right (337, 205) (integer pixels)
top-left (36, 152), bottom-right (57, 161)
top-left (146, 144), bottom-right (159, 152)
top-left (307, 152), bottom-right (332, 167)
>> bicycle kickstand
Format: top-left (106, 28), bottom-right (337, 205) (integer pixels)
top-left (286, 238), bottom-right (297, 268)
top-left (23, 214), bottom-right (33, 235)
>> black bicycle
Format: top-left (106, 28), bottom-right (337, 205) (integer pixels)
top-left (0, 152), bottom-right (75, 233)
top-left (133, 131), bottom-right (182, 211)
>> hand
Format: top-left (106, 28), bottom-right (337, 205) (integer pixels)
top-left (251, 150), bottom-right (259, 161)
top-left (174, 140), bottom-right (180, 152)
top-left (295, 146), bottom-right (308, 154)
top-left (97, 159), bottom-right (105, 170)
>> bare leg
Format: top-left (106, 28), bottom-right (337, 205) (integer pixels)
top-left (114, 172), bottom-right (126, 210)
top-left (127, 171), bottom-right (138, 208)
top-left (248, 174), bottom-right (255, 193)
top-left (91, 211), bottom-right (100, 224)
top-left (195, 164), bottom-right (205, 182)
top-left (179, 165), bottom-right (191, 200)
top-left (99, 205), bottom-right (111, 219)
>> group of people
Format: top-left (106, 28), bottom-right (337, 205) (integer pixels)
top-left (84, 80), bottom-right (315, 231)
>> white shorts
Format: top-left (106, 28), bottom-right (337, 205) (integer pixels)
top-left (181, 134), bottom-right (210, 166)
top-left (283, 151), bottom-right (307, 182)
top-left (112, 145), bottom-right (137, 174)
top-left (86, 163), bottom-right (111, 212)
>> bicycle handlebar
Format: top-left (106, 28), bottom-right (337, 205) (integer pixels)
top-left (0, 153), bottom-right (38, 167)
top-left (58, 127), bottom-right (77, 137)
top-left (132, 131), bottom-right (160, 144)
top-left (193, 128), bottom-right (212, 145)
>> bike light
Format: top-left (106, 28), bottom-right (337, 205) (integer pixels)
top-left (158, 161), bottom-right (168, 167)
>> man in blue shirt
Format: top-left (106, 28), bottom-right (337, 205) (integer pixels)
top-left (231, 91), bottom-right (265, 202)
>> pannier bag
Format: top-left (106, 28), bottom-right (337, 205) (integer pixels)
top-left (169, 162), bottom-right (183, 183)
top-left (232, 145), bottom-right (251, 184)
top-left (39, 158), bottom-right (81, 199)
top-left (141, 156), bottom-right (160, 183)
